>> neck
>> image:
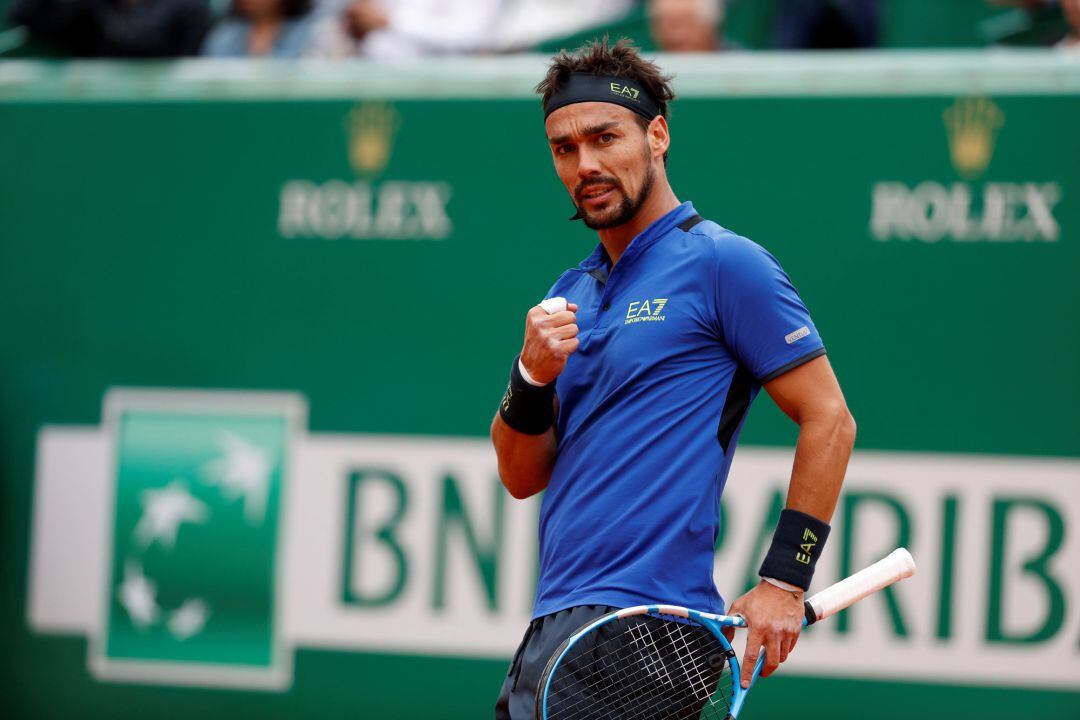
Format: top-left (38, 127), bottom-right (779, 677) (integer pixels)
top-left (597, 179), bottom-right (680, 265)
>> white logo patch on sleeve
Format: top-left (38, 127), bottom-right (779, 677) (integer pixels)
top-left (785, 326), bottom-right (810, 345)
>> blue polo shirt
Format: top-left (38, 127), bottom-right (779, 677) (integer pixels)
top-left (532, 201), bottom-right (825, 619)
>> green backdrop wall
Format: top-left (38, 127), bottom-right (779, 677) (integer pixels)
top-left (1, 53), bottom-right (1079, 718)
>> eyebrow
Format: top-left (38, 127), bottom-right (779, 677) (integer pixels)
top-left (548, 121), bottom-right (621, 147)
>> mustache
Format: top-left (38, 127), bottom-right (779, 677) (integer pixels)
top-left (575, 176), bottom-right (623, 199)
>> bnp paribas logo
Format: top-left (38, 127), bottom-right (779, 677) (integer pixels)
top-left (870, 95), bottom-right (1060, 244)
top-left (86, 390), bottom-right (302, 688)
top-left (278, 101), bottom-right (452, 241)
top-left (29, 387), bottom-right (544, 691)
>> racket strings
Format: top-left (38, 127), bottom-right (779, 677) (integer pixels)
top-left (545, 619), bottom-right (731, 720)
top-left (543, 614), bottom-right (734, 720)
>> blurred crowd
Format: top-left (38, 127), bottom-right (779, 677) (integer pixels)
top-left (4, 0), bottom-right (1079, 58)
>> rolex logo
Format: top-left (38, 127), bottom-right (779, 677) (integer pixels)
top-left (943, 96), bottom-right (1003, 180)
top-left (282, 101), bottom-right (452, 241)
top-left (347, 102), bottom-right (400, 177)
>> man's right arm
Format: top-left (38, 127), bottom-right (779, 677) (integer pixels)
top-left (491, 301), bottom-right (579, 500)
top-left (490, 414), bottom-right (557, 499)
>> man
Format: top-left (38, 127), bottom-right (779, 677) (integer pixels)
top-left (773, 0), bottom-right (880, 49)
top-left (492, 39), bottom-right (856, 719)
top-left (649, 0), bottom-right (726, 52)
top-left (1065, 0), bottom-right (1080, 48)
top-left (304, 0), bottom-right (503, 58)
top-left (8, 0), bottom-right (210, 57)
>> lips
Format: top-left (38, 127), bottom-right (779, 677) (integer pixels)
top-left (579, 185), bottom-right (616, 205)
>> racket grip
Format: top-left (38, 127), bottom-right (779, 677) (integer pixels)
top-left (804, 548), bottom-right (916, 625)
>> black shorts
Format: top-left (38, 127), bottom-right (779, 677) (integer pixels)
top-left (495, 605), bottom-right (617, 720)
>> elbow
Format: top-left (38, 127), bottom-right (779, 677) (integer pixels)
top-left (809, 400), bottom-right (856, 450)
top-left (505, 482), bottom-right (536, 501)
top-left (496, 453), bottom-right (548, 500)
top-left (499, 468), bottom-right (541, 500)
top-left (838, 406), bottom-right (857, 450)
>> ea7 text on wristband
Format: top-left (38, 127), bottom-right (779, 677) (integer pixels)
top-left (498, 355), bottom-right (556, 435)
top-left (757, 508), bottom-right (831, 591)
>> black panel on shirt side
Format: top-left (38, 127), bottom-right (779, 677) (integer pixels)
top-left (716, 364), bottom-right (755, 454)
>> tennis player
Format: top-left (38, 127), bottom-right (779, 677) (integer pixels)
top-left (492, 39), bottom-right (856, 719)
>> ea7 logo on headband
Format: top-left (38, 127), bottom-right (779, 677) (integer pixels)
top-left (609, 83), bottom-right (640, 101)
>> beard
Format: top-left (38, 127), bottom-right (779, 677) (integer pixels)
top-left (574, 161), bottom-right (657, 231)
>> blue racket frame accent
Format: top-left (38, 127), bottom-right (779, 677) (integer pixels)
top-left (538, 603), bottom-right (788, 720)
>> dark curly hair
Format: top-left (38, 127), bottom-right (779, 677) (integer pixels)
top-left (536, 37), bottom-right (676, 161)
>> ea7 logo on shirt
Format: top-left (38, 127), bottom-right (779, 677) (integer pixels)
top-left (625, 298), bottom-right (668, 325)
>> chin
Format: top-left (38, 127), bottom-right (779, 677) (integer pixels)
top-left (579, 201), bottom-right (618, 226)
top-left (583, 217), bottom-right (622, 230)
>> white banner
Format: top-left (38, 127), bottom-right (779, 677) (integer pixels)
top-left (29, 406), bottom-right (1080, 690)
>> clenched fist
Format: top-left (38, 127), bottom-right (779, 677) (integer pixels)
top-left (520, 301), bottom-right (580, 385)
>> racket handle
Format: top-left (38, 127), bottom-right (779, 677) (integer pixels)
top-left (803, 547), bottom-right (916, 625)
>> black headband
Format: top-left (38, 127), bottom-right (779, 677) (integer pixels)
top-left (543, 73), bottom-right (661, 121)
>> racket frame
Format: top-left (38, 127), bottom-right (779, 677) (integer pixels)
top-left (536, 604), bottom-right (759, 720)
top-left (536, 547), bottom-right (916, 720)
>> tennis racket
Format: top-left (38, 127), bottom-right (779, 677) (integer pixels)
top-left (535, 547), bottom-right (916, 720)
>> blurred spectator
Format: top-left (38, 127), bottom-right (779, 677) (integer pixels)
top-left (307, 0), bottom-right (502, 58)
top-left (1061, 0), bottom-right (1080, 46)
top-left (202, 0), bottom-right (315, 57)
top-left (984, 0), bottom-right (1077, 46)
top-left (649, 0), bottom-right (726, 52)
top-left (8, 0), bottom-right (210, 56)
top-left (773, 0), bottom-right (879, 49)
top-left (990, 0), bottom-right (1050, 7)
top-left (495, 0), bottom-right (636, 52)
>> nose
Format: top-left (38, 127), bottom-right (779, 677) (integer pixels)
top-left (576, 144), bottom-right (602, 179)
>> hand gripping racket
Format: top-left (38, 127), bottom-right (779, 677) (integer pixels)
top-left (535, 548), bottom-right (916, 720)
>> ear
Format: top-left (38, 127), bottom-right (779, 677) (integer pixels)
top-left (647, 115), bottom-right (670, 160)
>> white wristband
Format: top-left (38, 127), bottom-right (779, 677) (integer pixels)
top-left (518, 358), bottom-right (549, 387)
top-left (762, 576), bottom-right (803, 594)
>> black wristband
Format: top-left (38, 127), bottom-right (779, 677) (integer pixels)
top-left (498, 355), bottom-right (556, 435)
top-left (758, 508), bottom-right (831, 591)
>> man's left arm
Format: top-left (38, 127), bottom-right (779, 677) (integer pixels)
top-left (724, 354), bottom-right (856, 687)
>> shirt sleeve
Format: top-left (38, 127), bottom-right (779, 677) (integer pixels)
top-left (712, 233), bottom-right (826, 383)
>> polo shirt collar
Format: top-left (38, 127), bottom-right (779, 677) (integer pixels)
top-left (578, 201), bottom-right (698, 272)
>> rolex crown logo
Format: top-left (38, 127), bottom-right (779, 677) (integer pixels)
top-left (347, 102), bottom-right (400, 177)
top-left (943, 96), bottom-right (1003, 180)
